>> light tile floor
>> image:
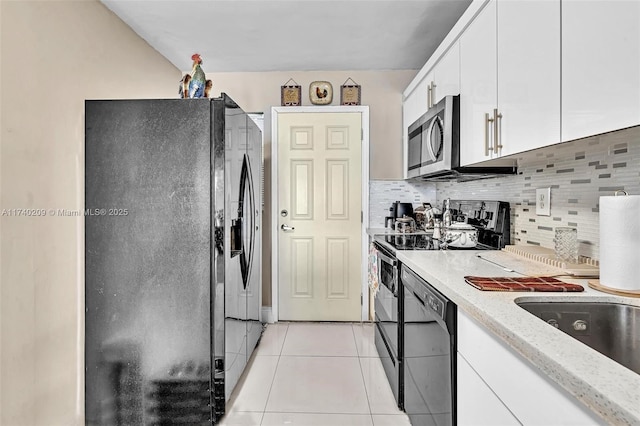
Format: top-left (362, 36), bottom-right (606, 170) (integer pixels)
top-left (220, 322), bottom-right (411, 426)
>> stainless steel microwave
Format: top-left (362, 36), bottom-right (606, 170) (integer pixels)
top-left (407, 95), bottom-right (459, 179)
top-left (406, 95), bottom-right (516, 181)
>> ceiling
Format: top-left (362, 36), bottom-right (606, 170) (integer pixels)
top-left (101, 0), bottom-right (472, 73)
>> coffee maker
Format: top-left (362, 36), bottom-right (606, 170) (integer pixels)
top-left (385, 201), bottom-right (414, 229)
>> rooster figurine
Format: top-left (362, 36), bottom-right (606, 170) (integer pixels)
top-left (188, 53), bottom-right (207, 98)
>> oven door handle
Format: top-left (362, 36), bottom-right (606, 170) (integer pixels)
top-left (376, 249), bottom-right (397, 267)
top-left (376, 250), bottom-right (398, 294)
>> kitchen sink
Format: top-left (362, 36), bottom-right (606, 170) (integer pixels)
top-left (515, 299), bottom-right (640, 375)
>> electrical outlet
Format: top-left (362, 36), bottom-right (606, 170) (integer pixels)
top-left (536, 188), bottom-right (551, 216)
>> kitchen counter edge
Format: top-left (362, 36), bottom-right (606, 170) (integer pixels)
top-left (396, 250), bottom-right (640, 425)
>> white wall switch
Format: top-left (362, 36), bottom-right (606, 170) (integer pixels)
top-left (536, 188), bottom-right (551, 216)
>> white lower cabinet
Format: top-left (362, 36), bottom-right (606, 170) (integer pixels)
top-left (457, 352), bottom-right (519, 426)
top-left (457, 310), bottom-right (604, 425)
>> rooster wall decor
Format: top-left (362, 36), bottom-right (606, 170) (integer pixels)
top-left (309, 81), bottom-right (333, 105)
top-left (181, 53), bottom-right (208, 99)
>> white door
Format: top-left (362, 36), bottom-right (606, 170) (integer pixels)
top-left (277, 112), bottom-right (362, 321)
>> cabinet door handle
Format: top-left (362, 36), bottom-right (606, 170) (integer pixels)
top-left (495, 110), bottom-right (503, 154)
top-left (493, 109), bottom-right (499, 156)
top-left (427, 83), bottom-right (432, 109)
top-left (431, 82), bottom-right (436, 107)
top-left (485, 112), bottom-right (494, 157)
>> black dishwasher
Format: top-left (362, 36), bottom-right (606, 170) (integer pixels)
top-left (402, 264), bottom-right (457, 426)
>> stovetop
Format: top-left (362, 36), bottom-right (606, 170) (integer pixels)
top-left (378, 233), bottom-right (441, 251)
top-left (376, 199), bottom-right (510, 254)
top-left (374, 233), bottom-right (498, 253)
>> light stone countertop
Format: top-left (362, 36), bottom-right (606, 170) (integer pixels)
top-left (397, 250), bottom-right (640, 425)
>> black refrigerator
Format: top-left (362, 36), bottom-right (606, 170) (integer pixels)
top-left (84, 95), bottom-right (262, 425)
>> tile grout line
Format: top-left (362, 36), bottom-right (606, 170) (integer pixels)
top-left (259, 323), bottom-right (290, 422)
top-left (352, 323), bottom-right (376, 424)
top-left (248, 323), bottom-right (403, 423)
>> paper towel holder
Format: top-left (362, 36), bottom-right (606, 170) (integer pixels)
top-left (588, 280), bottom-right (640, 298)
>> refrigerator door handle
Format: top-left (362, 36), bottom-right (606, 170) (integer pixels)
top-left (238, 153), bottom-right (255, 289)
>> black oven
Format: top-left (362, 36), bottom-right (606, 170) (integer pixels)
top-left (372, 199), bottom-right (509, 423)
top-left (373, 241), bottom-right (403, 409)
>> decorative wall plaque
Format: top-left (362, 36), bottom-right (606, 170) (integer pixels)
top-left (281, 78), bottom-right (301, 106)
top-left (340, 77), bottom-right (361, 105)
top-left (309, 81), bottom-right (333, 105)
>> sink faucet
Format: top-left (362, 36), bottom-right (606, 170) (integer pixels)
top-left (443, 198), bottom-right (452, 227)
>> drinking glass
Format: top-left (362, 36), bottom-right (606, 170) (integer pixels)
top-left (554, 227), bottom-right (578, 263)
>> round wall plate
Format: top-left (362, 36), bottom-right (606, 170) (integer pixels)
top-left (309, 81), bottom-right (333, 105)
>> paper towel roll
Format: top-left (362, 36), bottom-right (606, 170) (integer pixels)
top-left (599, 194), bottom-right (640, 290)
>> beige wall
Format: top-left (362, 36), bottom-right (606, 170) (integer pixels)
top-left (203, 71), bottom-right (417, 306)
top-left (1, 1), bottom-right (416, 423)
top-left (0, 1), bottom-right (180, 424)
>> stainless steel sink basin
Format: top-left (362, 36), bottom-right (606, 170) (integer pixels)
top-left (516, 300), bottom-right (640, 375)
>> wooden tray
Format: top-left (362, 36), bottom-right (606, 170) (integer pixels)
top-left (483, 245), bottom-right (600, 277)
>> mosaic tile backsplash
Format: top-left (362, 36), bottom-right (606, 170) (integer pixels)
top-left (369, 180), bottom-right (437, 228)
top-left (370, 126), bottom-right (640, 260)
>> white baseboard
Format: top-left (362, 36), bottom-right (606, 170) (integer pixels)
top-left (261, 307), bottom-right (274, 323)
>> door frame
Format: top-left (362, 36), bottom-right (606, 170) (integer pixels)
top-left (271, 106), bottom-right (370, 322)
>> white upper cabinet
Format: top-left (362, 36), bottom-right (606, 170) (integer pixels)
top-left (459, 0), bottom-right (560, 166)
top-left (562, 0), bottom-right (640, 142)
top-left (406, 43), bottom-right (461, 124)
top-left (459, 1), bottom-right (497, 166)
top-left (403, 73), bottom-right (431, 132)
top-left (497, 0), bottom-right (560, 156)
top-left (432, 42), bottom-right (461, 106)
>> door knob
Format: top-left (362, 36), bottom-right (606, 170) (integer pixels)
top-left (281, 224), bottom-right (295, 232)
